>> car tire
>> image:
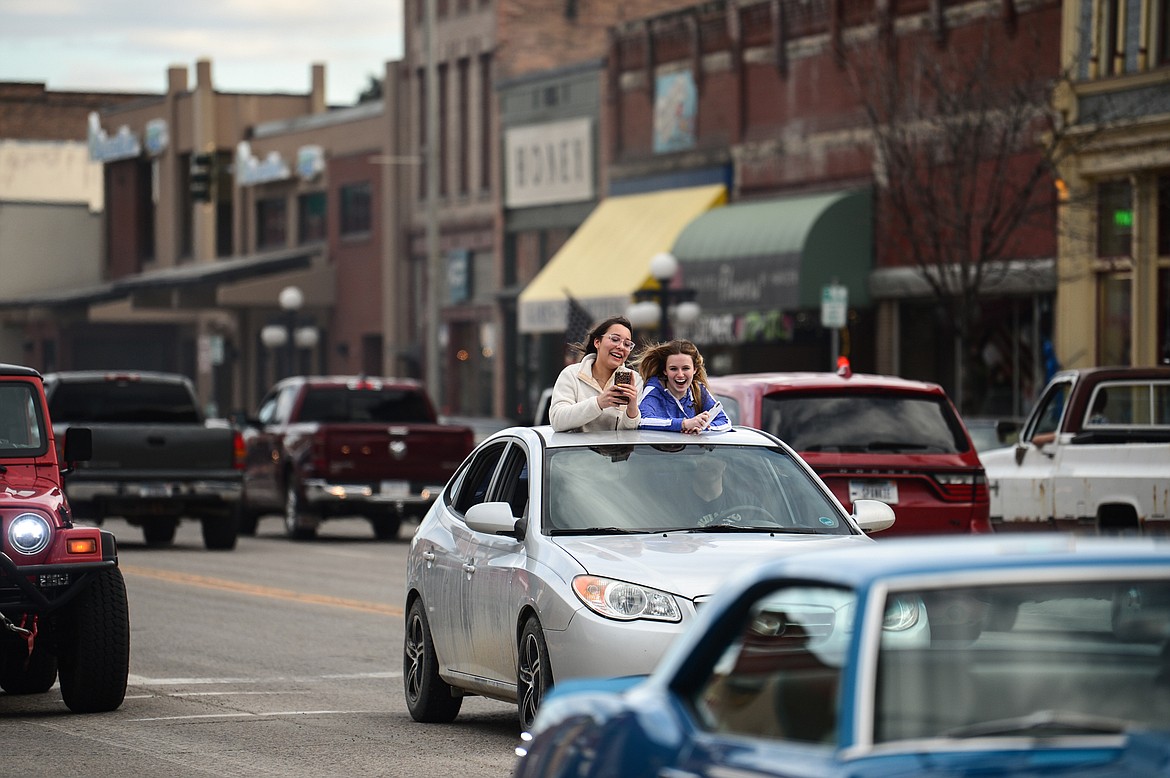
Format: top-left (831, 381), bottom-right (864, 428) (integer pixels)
top-left (403, 598), bottom-right (462, 723)
top-left (517, 615), bottom-right (553, 731)
top-left (57, 567), bottom-right (130, 713)
top-left (238, 510), bottom-right (259, 536)
top-left (142, 519), bottom-right (178, 546)
top-left (201, 511), bottom-right (240, 551)
top-left (284, 482), bottom-right (317, 540)
top-left (0, 634), bottom-right (58, 695)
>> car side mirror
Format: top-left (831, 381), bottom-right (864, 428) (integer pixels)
top-left (465, 501), bottom-right (522, 539)
top-left (853, 499), bottom-right (895, 533)
top-left (61, 426), bottom-right (92, 475)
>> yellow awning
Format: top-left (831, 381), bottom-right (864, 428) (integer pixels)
top-left (517, 184), bottom-right (726, 333)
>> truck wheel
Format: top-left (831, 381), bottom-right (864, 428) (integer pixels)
top-left (201, 511), bottom-right (240, 550)
top-left (372, 516), bottom-right (402, 541)
top-left (142, 519), bottom-right (178, 546)
top-left (284, 483), bottom-right (317, 540)
top-left (0, 635), bottom-right (58, 695)
top-left (57, 567), bottom-right (130, 713)
top-left (403, 598), bottom-right (462, 722)
top-left (238, 510), bottom-right (259, 536)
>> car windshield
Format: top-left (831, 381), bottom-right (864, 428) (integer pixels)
top-left (543, 443), bottom-right (852, 535)
top-left (760, 392), bottom-right (967, 453)
top-left (875, 577), bottom-right (1170, 742)
top-left (0, 382), bottom-right (47, 456)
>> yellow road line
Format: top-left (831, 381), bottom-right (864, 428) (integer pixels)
top-left (121, 564), bottom-right (402, 617)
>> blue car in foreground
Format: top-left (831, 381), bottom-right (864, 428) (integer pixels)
top-left (514, 535), bottom-right (1170, 777)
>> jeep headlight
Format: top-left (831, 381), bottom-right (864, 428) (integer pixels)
top-left (9, 513), bottom-right (51, 555)
top-left (572, 575), bottom-right (681, 622)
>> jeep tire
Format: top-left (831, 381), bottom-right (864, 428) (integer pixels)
top-left (57, 567), bottom-right (131, 713)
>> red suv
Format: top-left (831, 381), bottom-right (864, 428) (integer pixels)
top-left (707, 368), bottom-right (990, 535)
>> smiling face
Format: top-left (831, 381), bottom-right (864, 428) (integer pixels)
top-left (593, 324), bottom-right (635, 374)
top-left (663, 353), bottom-right (696, 399)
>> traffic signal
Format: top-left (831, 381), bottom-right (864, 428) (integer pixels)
top-left (190, 152), bottom-right (212, 202)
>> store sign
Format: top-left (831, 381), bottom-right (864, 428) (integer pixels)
top-left (505, 118), bottom-right (593, 208)
top-left (235, 141), bottom-right (291, 186)
top-left (297, 145), bottom-right (325, 181)
top-left (87, 112), bottom-right (141, 162)
top-left (144, 119), bottom-right (169, 156)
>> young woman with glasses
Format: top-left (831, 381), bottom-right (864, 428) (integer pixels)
top-left (549, 316), bottom-right (642, 432)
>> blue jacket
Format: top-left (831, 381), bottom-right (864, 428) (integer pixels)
top-left (637, 377), bottom-right (731, 433)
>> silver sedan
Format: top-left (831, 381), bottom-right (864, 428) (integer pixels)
top-left (402, 426), bottom-right (894, 729)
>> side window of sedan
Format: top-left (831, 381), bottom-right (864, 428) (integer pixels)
top-left (492, 445), bottom-right (530, 519)
top-left (691, 585), bottom-right (852, 746)
top-left (451, 442), bottom-right (508, 516)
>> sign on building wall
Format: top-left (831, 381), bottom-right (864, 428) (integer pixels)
top-left (235, 141), bottom-right (291, 186)
top-left (505, 117), bottom-right (593, 209)
top-left (87, 112), bottom-right (141, 163)
top-left (654, 71), bottom-right (697, 154)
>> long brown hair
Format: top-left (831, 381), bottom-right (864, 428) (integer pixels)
top-left (569, 316), bottom-right (634, 358)
top-left (633, 339), bottom-right (709, 408)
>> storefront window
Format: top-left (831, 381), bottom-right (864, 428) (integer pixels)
top-left (298, 192), bottom-right (326, 244)
top-left (256, 197), bottom-right (287, 249)
top-left (1097, 179), bottom-right (1133, 258)
top-left (1098, 274), bottom-right (1132, 365)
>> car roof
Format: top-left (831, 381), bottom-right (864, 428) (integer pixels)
top-left (0, 363), bottom-right (42, 379)
top-left (276, 375), bottom-right (425, 389)
top-left (736, 534), bottom-right (1170, 591)
top-left (707, 371), bottom-right (947, 395)
top-left (487, 425), bottom-right (783, 449)
top-left (42, 369), bottom-right (191, 385)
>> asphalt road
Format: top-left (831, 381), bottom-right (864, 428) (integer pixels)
top-left (0, 517), bottom-right (520, 778)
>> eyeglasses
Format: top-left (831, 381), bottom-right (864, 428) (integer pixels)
top-left (603, 333), bottom-right (636, 350)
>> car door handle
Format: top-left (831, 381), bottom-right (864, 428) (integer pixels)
top-left (422, 551), bottom-right (435, 562)
top-left (462, 563), bottom-right (477, 575)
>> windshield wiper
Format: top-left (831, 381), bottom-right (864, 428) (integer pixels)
top-left (943, 710), bottom-right (1130, 738)
top-left (686, 525), bottom-right (820, 534)
top-left (548, 526), bottom-right (646, 536)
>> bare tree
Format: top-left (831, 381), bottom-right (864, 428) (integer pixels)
top-left (846, 15), bottom-right (1074, 411)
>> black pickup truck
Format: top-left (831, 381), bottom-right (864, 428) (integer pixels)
top-left (42, 371), bottom-right (245, 550)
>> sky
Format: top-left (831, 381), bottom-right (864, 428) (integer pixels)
top-left (1, 0), bottom-right (405, 106)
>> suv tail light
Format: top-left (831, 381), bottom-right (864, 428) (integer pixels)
top-left (932, 471), bottom-right (988, 502)
top-left (232, 430), bottom-right (247, 470)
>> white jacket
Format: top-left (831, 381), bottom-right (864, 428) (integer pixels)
top-left (549, 354), bottom-right (642, 432)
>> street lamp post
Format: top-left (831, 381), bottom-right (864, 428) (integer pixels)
top-left (626, 252), bottom-right (700, 341)
top-left (260, 285), bottom-right (319, 379)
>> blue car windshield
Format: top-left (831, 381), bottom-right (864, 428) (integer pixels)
top-left (543, 444), bottom-right (851, 536)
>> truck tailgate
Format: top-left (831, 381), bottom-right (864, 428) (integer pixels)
top-left (81, 424), bottom-right (241, 471)
top-left (319, 424), bottom-right (471, 483)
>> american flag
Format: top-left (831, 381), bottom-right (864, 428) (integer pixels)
top-left (564, 290), bottom-right (594, 347)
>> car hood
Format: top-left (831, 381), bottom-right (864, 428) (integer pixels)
top-left (553, 532), bottom-right (872, 599)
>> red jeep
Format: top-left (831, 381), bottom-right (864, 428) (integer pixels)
top-left (0, 363), bottom-right (129, 712)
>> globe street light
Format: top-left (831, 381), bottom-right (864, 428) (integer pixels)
top-left (626, 251), bottom-right (700, 341)
top-left (260, 285), bottom-right (317, 378)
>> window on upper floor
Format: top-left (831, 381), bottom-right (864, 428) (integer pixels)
top-left (256, 197), bottom-right (287, 249)
top-left (1098, 0), bottom-right (1124, 76)
top-left (458, 57), bottom-right (470, 196)
top-left (1155, 0), bottom-right (1170, 65)
top-left (1097, 179), bottom-right (1133, 258)
top-left (1159, 174), bottom-right (1170, 257)
top-left (298, 192), bottom-right (327, 244)
top-left (340, 182), bottom-right (372, 237)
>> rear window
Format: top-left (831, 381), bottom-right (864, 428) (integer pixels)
top-left (760, 392), bottom-right (968, 454)
top-left (298, 388), bottom-right (434, 423)
top-left (48, 380), bottom-right (200, 423)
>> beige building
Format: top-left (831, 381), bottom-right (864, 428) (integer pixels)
top-left (1055, 0), bottom-right (1170, 368)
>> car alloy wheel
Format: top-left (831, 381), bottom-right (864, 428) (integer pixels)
top-left (517, 616), bottom-right (553, 731)
top-left (403, 598), bottom-right (462, 723)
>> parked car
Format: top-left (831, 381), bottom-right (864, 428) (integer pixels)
top-left (43, 370), bottom-right (246, 550)
top-left (707, 368), bottom-right (990, 535)
top-left (514, 535), bottom-right (1170, 778)
top-left (403, 425), bottom-right (895, 729)
top-left (0, 363), bottom-right (130, 713)
top-left (236, 375), bottom-right (475, 540)
top-left (981, 366), bottom-right (1170, 533)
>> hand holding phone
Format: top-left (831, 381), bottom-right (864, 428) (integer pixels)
top-left (613, 369), bottom-right (633, 406)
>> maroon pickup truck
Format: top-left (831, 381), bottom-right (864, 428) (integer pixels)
top-left (237, 376), bottom-right (475, 540)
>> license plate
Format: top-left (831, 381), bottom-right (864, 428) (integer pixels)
top-left (138, 484), bottom-right (171, 498)
top-left (381, 480), bottom-right (409, 496)
top-left (849, 479), bottom-right (898, 504)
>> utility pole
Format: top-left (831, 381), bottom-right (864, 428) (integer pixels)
top-left (423, 0), bottom-right (442, 406)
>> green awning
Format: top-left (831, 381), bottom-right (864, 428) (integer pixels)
top-left (672, 188), bottom-right (872, 311)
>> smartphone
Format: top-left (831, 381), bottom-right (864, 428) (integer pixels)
top-left (613, 369), bottom-right (633, 405)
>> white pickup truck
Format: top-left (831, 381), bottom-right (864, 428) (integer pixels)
top-left (981, 367), bottom-right (1170, 533)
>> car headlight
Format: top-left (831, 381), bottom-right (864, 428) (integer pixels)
top-left (883, 596), bottom-right (921, 631)
top-left (8, 513), bottom-right (52, 555)
top-left (572, 575), bottom-right (681, 622)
